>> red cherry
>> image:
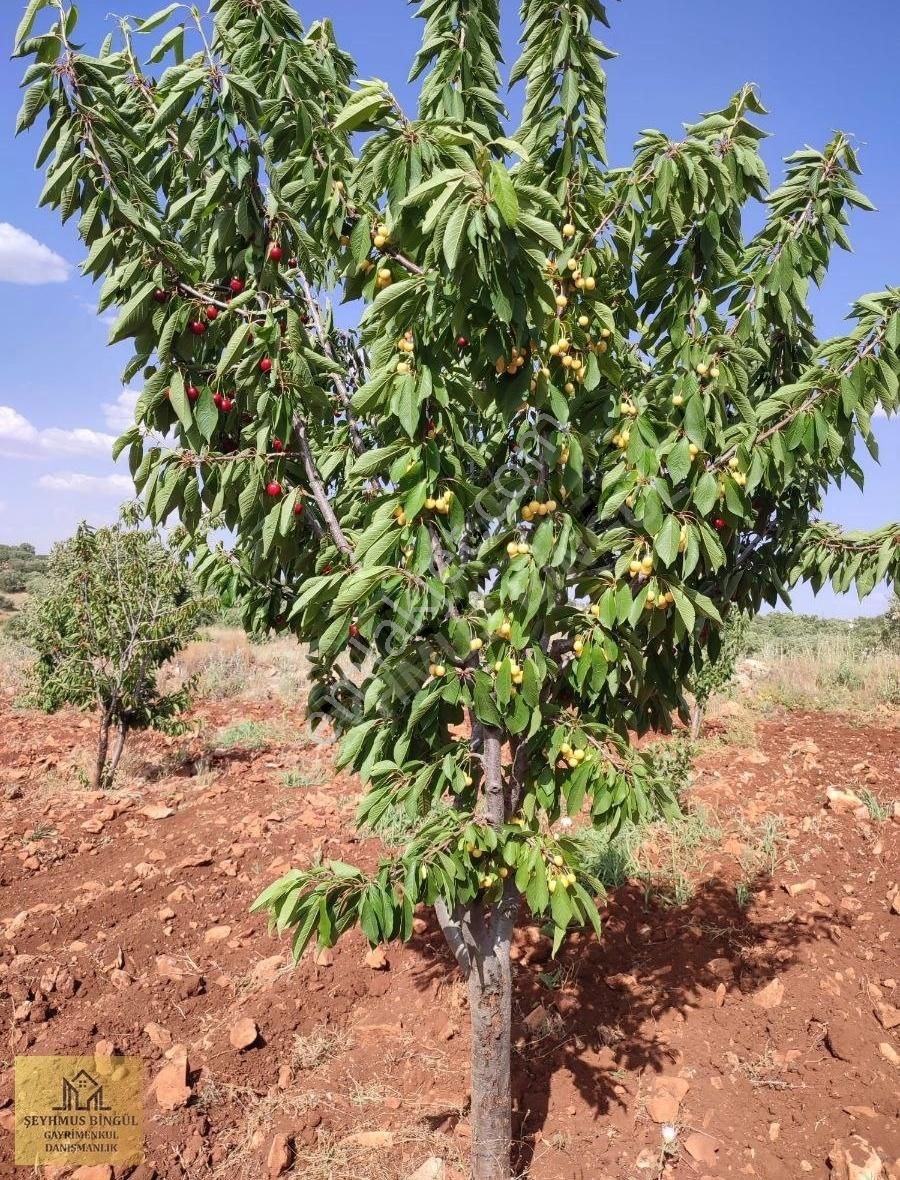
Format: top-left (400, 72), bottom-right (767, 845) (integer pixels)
top-left (220, 397), bottom-right (234, 412)
top-left (713, 517), bottom-right (727, 531)
top-left (268, 243), bottom-right (284, 262)
top-left (213, 392), bottom-right (224, 409)
top-left (187, 385), bottom-right (200, 401)
top-left (293, 501), bottom-right (304, 516)
top-left (322, 563), bottom-right (333, 574)
top-left (189, 321), bottom-right (207, 335)
top-left (206, 305), bottom-right (219, 321)
top-left (259, 357), bottom-right (273, 374)
top-left (272, 437), bottom-right (284, 453)
top-left (349, 623), bottom-right (360, 638)
top-left (457, 336), bottom-right (470, 349)
top-left (266, 481), bottom-right (283, 498)
top-left (229, 277), bottom-right (244, 294)
top-left (153, 288), bottom-right (168, 304)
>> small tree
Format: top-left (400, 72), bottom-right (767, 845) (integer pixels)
top-left (688, 611), bottom-right (749, 737)
top-left (23, 521), bottom-right (207, 788)
top-left (17, 2), bottom-right (900, 1174)
top-left (879, 593), bottom-right (900, 650)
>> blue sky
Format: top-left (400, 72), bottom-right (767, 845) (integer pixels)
top-left (0, 0), bottom-right (897, 616)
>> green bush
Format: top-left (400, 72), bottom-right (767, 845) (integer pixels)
top-left (23, 522), bottom-right (211, 788)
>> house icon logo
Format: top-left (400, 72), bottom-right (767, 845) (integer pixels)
top-left (53, 1069), bottom-right (110, 1112)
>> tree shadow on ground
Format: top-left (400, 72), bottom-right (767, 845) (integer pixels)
top-left (402, 870), bottom-right (832, 1176)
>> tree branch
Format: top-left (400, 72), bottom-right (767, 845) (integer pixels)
top-left (294, 418), bottom-right (355, 561)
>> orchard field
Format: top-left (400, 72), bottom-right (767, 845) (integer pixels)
top-left (1, 628), bottom-right (898, 1180)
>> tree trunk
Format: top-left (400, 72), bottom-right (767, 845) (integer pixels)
top-left (690, 698), bottom-right (705, 740)
top-left (94, 713), bottom-right (112, 789)
top-left (106, 719), bottom-right (129, 786)
top-left (468, 900), bottom-right (515, 1180)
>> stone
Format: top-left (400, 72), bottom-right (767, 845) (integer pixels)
top-left (250, 955), bottom-right (285, 987)
top-left (140, 804), bottom-right (175, 820)
top-left (875, 1004), bottom-right (900, 1031)
top-left (72, 1167), bottom-right (114, 1180)
top-left (828, 1137), bottom-right (884, 1180)
top-left (752, 978), bottom-right (784, 1009)
top-left (408, 1159), bottom-right (445, 1180)
top-left (645, 1076), bottom-right (689, 1124)
top-left (365, 947), bottom-right (388, 971)
top-left (878, 1042), bottom-right (899, 1067)
top-left (343, 1130), bottom-right (395, 1149)
top-left (523, 1005), bottom-right (550, 1035)
top-left (826, 787), bottom-right (865, 813)
top-left (229, 1018), bottom-right (259, 1050)
top-left (266, 1133), bottom-right (293, 1177)
top-left (93, 1040), bottom-right (115, 1076)
top-left (684, 1132), bottom-right (718, 1166)
top-left (785, 879), bottom-right (818, 897)
top-left (153, 1060), bottom-right (191, 1111)
top-left (204, 925), bottom-right (232, 944)
top-left (144, 1022), bottom-right (172, 1050)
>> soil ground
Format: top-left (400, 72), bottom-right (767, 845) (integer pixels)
top-left (1, 683), bottom-right (898, 1180)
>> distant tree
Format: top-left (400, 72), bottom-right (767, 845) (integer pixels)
top-left (0, 571), bottom-right (26, 594)
top-left (23, 521), bottom-right (209, 788)
top-left (880, 593), bottom-right (900, 649)
top-left (689, 611), bottom-right (749, 737)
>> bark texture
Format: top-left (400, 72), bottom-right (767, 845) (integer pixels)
top-left (468, 900), bottom-right (515, 1180)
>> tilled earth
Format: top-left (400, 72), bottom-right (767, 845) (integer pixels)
top-left (0, 694), bottom-right (898, 1180)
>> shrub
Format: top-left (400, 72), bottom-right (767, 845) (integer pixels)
top-left (22, 521), bottom-right (210, 788)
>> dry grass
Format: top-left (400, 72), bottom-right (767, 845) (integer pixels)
top-left (739, 640), bottom-right (900, 715)
top-left (0, 631), bottom-right (32, 700)
top-left (293, 1026), bottom-right (354, 1072)
top-left (165, 627), bottom-right (314, 702)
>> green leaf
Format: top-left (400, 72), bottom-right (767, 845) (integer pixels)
top-left (168, 371), bottom-right (191, 429)
top-left (443, 202), bottom-right (469, 269)
top-left (490, 162), bottom-right (519, 228)
top-left (654, 515), bottom-right (682, 567)
top-left (136, 3), bottom-right (181, 32)
top-left (195, 388), bottom-right (219, 442)
top-left (108, 281), bottom-right (157, 345)
top-left (332, 566), bottom-right (395, 613)
top-left (15, 0), bottom-right (50, 49)
top-left (693, 471), bottom-right (719, 517)
top-left (215, 321), bottom-right (250, 379)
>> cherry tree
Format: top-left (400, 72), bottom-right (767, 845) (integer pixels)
top-left (16, 0), bottom-right (899, 1174)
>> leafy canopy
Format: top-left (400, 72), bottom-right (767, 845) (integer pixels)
top-left (15, 0), bottom-right (900, 955)
top-left (23, 520), bottom-right (207, 738)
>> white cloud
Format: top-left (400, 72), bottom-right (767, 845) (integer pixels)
top-left (0, 223), bottom-right (69, 285)
top-left (38, 427), bottom-right (116, 455)
top-left (0, 406), bottom-right (37, 443)
top-left (37, 473), bottom-right (133, 496)
top-left (102, 389), bottom-right (140, 433)
top-left (0, 406), bottom-right (115, 457)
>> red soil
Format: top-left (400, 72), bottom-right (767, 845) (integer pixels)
top-left (0, 699), bottom-right (898, 1179)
